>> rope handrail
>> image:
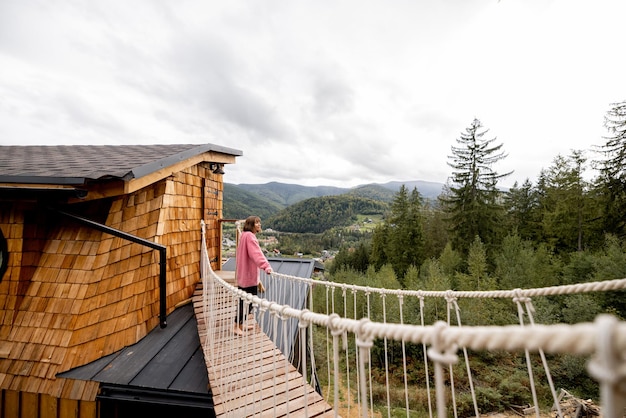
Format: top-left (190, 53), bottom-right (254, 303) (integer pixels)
top-left (206, 267), bottom-right (626, 417)
top-left (208, 268), bottom-right (626, 355)
top-left (200, 223), bottom-right (626, 417)
top-left (273, 271), bottom-right (626, 299)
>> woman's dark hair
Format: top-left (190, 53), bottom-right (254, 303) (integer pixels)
top-left (242, 216), bottom-right (260, 232)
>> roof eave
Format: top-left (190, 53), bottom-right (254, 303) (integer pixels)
top-left (129, 144), bottom-right (242, 180)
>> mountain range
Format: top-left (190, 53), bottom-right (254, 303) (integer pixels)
top-left (223, 180), bottom-right (445, 221)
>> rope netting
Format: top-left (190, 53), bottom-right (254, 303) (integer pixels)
top-left (199, 223), bottom-right (626, 418)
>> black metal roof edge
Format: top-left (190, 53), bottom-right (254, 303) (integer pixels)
top-left (0, 176), bottom-right (89, 185)
top-left (130, 143), bottom-right (243, 180)
top-left (97, 383), bottom-right (213, 408)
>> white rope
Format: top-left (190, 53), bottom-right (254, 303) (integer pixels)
top-left (342, 285), bottom-right (352, 418)
top-left (199, 223), bottom-right (626, 417)
top-left (381, 293), bottom-right (391, 418)
top-left (328, 313), bottom-right (342, 417)
top-left (353, 287), bottom-right (361, 413)
top-left (514, 294), bottom-right (540, 418)
top-left (356, 318), bottom-right (374, 418)
top-left (517, 293), bottom-right (563, 418)
top-left (211, 266), bottom-right (626, 353)
top-left (325, 284), bottom-right (332, 402)
top-left (445, 292), bottom-right (459, 418)
top-left (587, 314), bottom-right (626, 418)
top-left (365, 290), bottom-right (374, 415)
top-left (419, 293), bottom-right (434, 418)
top-left (307, 284), bottom-right (320, 408)
top-left (299, 312), bottom-right (310, 418)
top-left (427, 321), bottom-right (459, 418)
top-left (271, 308), bottom-right (280, 416)
top-left (397, 294), bottom-right (410, 418)
top-left (447, 293), bottom-right (479, 418)
top-left (207, 266), bottom-right (626, 414)
top-left (278, 271), bottom-right (626, 300)
top-left (281, 306), bottom-right (291, 418)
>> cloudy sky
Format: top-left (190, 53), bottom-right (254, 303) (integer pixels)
top-left (1, 0), bottom-right (624, 188)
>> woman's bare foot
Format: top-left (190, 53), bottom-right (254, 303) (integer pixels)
top-left (234, 325), bottom-right (244, 336)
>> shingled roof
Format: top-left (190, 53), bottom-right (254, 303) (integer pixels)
top-left (0, 144), bottom-right (242, 185)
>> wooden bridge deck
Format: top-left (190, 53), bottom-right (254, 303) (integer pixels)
top-left (193, 271), bottom-right (335, 418)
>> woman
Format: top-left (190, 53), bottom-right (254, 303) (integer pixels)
top-left (234, 216), bottom-right (273, 336)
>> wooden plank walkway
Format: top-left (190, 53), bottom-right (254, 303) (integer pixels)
top-left (193, 271), bottom-right (336, 418)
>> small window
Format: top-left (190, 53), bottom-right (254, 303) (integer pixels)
top-left (0, 227), bottom-right (8, 282)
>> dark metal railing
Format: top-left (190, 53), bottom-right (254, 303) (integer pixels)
top-left (53, 208), bottom-right (168, 328)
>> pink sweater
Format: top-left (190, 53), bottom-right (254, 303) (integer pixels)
top-left (236, 231), bottom-right (271, 288)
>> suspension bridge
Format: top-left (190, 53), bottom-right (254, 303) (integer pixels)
top-left (195, 223), bottom-right (626, 418)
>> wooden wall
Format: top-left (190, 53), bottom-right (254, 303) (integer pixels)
top-left (1, 388), bottom-right (97, 418)
top-left (0, 161), bottom-right (223, 415)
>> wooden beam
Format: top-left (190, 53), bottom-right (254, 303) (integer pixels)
top-left (124, 152), bottom-right (236, 195)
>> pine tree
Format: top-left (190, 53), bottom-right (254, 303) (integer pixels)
top-left (594, 100), bottom-right (626, 237)
top-left (503, 179), bottom-right (541, 241)
top-left (370, 223), bottom-right (389, 270)
top-left (369, 185), bottom-right (426, 281)
top-left (536, 151), bottom-right (598, 253)
top-left (421, 200), bottom-right (448, 259)
top-left (387, 185), bottom-right (426, 282)
top-left (441, 118), bottom-right (512, 255)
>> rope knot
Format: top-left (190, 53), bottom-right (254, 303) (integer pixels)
top-left (427, 321), bottom-right (458, 366)
top-left (587, 315), bottom-right (625, 385)
top-left (326, 313), bottom-right (339, 331)
top-left (444, 290), bottom-right (457, 304)
top-left (278, 305), bottom-right (290, 321)
top-left (356, 317), bottom-right (374, 349)
top-left (327, 313), bottom-right (347, 348)
top-left (512, 288), bottom-right (531, 304)
top-left (298, 309), bottom-right (310, 328)
top-left (416, 291), bottom-right (425, 309)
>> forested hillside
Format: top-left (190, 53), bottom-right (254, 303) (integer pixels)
top-left (343, 184), bottom-right (396, 202)
top-left (265, 195), bottom-right (389, 233)
top-left (222, 183), bottom-right (283, 220)
top-left (234, 181), bottom-right (347, 206)
top-left (223, 182), bottom-right (433, 224)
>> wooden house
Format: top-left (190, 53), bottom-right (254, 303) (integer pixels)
top-left (0, 144), bottom-right (242, 417)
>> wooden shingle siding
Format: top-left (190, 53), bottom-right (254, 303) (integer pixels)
top-left (1, 388), bottom-right (98, 418)
top-left (0, 159), bottom-right (225, 410)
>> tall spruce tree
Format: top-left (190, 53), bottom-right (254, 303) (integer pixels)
top-left (370, 185), bottom-right (425, 282)
top-left (441, 118), bottom-right (511, 255)
top-left (503, 179), bottom-right (541, 241)
top-left (536, 151), bottom-right (597, 253)
top-left (594, 100), bottom-right (626, 237)
top-left (370, 223), bottom-right (389, 270)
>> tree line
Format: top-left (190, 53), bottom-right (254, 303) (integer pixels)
top-left (331, 101), bottom-right (626, 316)
top-left (320, 101), bottom-right (626, 411)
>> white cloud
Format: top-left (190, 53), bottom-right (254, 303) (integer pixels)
top-left (1, 0), bottom-right (624, 188)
